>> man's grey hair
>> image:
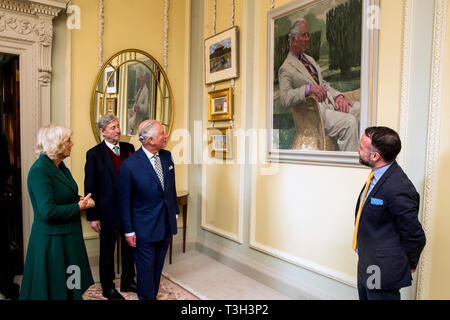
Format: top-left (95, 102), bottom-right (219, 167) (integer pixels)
top-left (288, 18), bottom-right (307, 46)
top-left (98, 114), bottom-right (119, 131)
top-left (138, 120), bottom-right (159, 144)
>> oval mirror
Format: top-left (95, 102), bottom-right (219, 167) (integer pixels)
top-left (90, 49), bottom-right (174, 143)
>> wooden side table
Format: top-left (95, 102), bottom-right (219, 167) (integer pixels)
top-left (169, 191), bottom-right (189, 264)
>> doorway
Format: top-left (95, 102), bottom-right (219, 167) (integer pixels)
top-left (0, 53), bottom-right (23, 277)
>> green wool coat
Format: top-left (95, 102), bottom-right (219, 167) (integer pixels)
top-left (19, 154), bottom-right (93, 300)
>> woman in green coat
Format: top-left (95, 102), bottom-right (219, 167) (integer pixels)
top-left (19, 124), bottom-right (95, 300)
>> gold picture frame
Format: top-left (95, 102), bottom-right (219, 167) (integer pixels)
top-left (207, 126), bottom-right (233, 159)
top-left (204, 26), bottom-right (239, 84)
top-left (208, 88), bottom-right (233, 121)
top-left (105, 97), bottom-right (117, 115)
top-left (100, 97), bottom-right (117, 115)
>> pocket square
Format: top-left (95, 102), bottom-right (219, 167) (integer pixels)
top-left (169, 165), bottom-right (174, 170)
top-left (370, 197), bottom-right (384, 205)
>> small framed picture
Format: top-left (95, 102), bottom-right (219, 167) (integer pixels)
top-left (208, 88), bottom-right (233, 121)
top-left (207, 126), bottom-right (233, 159)
top-left (204, 26), bottom-right (239, 84)
top-left (105, 98), bottom-right (117, 115)
top-left (105, 66), bottom-right (117, 94)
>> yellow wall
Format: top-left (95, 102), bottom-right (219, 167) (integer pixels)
top-left (64, 0), bottom-right (450, 298)
top-left (70, 0), bottom-right (189, 235)
top-left (243, 0), bottom-right (403, 285)
top-left (202, 0), bottom-right (243, 239)
top-left (429, 2), bottom-right (450, 299)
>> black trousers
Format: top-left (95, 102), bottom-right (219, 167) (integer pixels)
top-left (135, 231), bottom-right (171, 300)
top-left (357, 277), bottom-right (401, 300)
top-left (99, 224), bottom-right (135, 291)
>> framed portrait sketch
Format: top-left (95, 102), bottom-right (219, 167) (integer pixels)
top-left (207, 127), bottom-right (233, 159)
top-left (267, 0), bottom-right (379, 166)
top-left (208, 88), bottom-right (233, 121)
top-left (205, 26), bottom-right (239, 84)
top-left (105, 66), bottom-right (117, 94)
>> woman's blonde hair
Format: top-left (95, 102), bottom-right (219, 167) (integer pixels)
top-left (35, 124), bottom-right (72, 160)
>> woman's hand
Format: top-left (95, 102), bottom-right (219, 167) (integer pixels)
top-left (79, 193), bottom-right (95, 211)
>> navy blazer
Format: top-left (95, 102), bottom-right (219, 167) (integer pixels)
top-left (356, 161), bottom-right (426, 290)
top-left (118, 147), bottom-right (179, 244)
top-left (84, 141), bottom-right (135, 228)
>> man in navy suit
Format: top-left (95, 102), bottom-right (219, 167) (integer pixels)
top-left (119, 120), bottom-right (179, 300)
top-left (84, 114), bottom-right (136, 300)
top-left (355, 126), bottom-right (426, 300)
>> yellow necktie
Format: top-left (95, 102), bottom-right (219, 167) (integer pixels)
top-left (352, 171), bottom-right (374, 251)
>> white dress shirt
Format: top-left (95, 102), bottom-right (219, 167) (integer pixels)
top-left (104, 139), bottom-right (119, 155)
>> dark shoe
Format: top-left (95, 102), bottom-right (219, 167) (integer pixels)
top-left (120, 281), bottom-right (137, 293)
top-left (102, 287), bottom-right (125, 300)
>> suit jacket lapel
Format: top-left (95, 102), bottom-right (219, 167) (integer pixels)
top-left (365, 162), bottom-right (398, 202)
top-left (100, 141), bottom-right (117, 177)
top-left (136, 148), bottom-right (163, 190)
top-left (287, 54), bottom-right (318, 86)
top-left (160, 151), bottom-right (169, 191)
top-left (41, 154), bottom-right (78, 194)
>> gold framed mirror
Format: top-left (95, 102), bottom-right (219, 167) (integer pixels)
top-left (90, 49), bottom-right (174, 143)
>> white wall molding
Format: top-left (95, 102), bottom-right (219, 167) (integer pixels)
top-left (397, 0), bottom-right (413, 169)
top-left (248, 239), bottom-right (357, 289)
top-left (416, 0), bottom-right (447, 300)
top-left (196, 237), bottom-right (338, 299)
top-left (0, 0), bottom-right (67, 253)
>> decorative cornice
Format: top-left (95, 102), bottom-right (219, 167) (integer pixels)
top-left (0, 11), bottom-right (53, 44)
top-left (416, 0), bottom-right (448, 300)
top-left (0, 0), bottom-right (63, 17)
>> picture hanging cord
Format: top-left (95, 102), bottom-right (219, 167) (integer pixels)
top-left (212, 0), bottom-right (217, 36)
top-left (271, 0), bottom-right (275, 9)
top-left (164, 0), bottom-right (169, 72)
top-left (211, 0), bottom-right (235, 92)
top-left (98, 0), bottom-right (104, 69)
top-left (211, 0), bottom-right (217, 91)
top-left (230, 0), bottom-right (235, 93)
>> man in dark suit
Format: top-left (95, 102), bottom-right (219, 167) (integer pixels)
top-left (354, 126), bottom-right (426, 300)
top-left (119, 120), bottom-right (179, 300)
top-left (84, 115), bottom-right (136, 300)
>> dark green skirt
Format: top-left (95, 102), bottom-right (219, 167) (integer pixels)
top-left (19, 219), bottom-right (94, 300)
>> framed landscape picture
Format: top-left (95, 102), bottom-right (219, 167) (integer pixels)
top-left (205, 26), bottom-right (239, 84)
top-left (207, 126), bottom-right (233, 159)
top-left (208, 88), bottom-right (233, 121)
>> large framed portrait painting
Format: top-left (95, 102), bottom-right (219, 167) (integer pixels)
top-left (267, 0), bottom-right (379, 166)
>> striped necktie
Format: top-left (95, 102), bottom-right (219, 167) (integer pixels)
top-left (352, 171), bottom-right (374, 251)
top-left (153, 154), bottom-right (164, 191)
top-left (300, 55), bottom-right (319, 84)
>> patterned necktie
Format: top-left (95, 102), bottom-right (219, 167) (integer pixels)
top-left (153, 154), bottom-right (164, 191)
top-left (113, 145), bottom-right (120, 156)
top-left (352, 171), bottom-right (374, 251)
top-left (300, 55), bottom-right (319, 84)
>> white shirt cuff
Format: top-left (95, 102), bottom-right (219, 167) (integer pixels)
top-left (125, 232), bottom-right (135, 237)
